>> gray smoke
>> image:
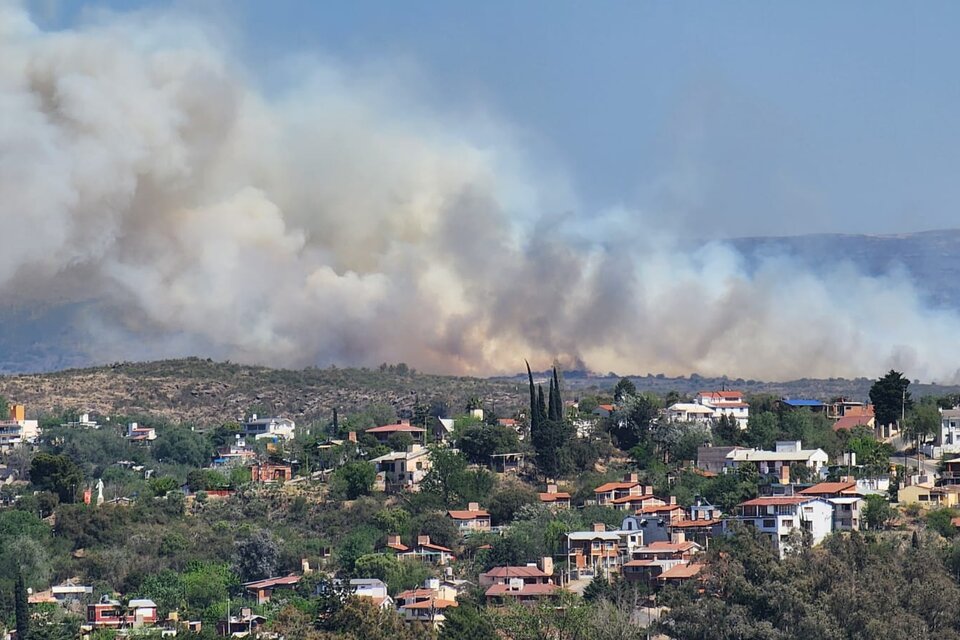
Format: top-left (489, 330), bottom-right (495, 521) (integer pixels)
top-left (3, 2), bottom-right (960, 382)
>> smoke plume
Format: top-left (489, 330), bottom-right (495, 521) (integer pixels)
top-left (3, 2), bottom-right (960, 382)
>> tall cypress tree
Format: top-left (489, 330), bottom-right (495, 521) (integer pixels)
top-left (537, 385), bottom-right (547, 425)
top-left (547, 376), bottom-right (557, 422)
top-left (551, 367), bottom-right (563, 421)
top-left (526, 361), bottom-right (539, 433)
top-left (15, 569), bottom-right (28, 640)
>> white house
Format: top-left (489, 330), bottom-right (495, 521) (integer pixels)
top-left (242, 415), bottom-right (296, 441)
top-left (727, 496), bottom-right (834, 557)
top-left (725, 441), bottom-right (829, 479)
top-left (371, 445), bottom-right (432, 492)
top-left (923, 408), bottom-right (960, 458)
top-left (126, 422), bottom-right (157, 442)
top-left (665, 403), bottom-right (715, 425)
top-left (694, 391), bottom-right (749, 428)
top-left (0, 405), bottom-right (39, 452)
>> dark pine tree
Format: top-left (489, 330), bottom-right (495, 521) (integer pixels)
top-left (551, 367), bottom-right (563, 421)
top-left (547, 375), bottom-right (558, 422)
top-left (537, 385), bottom-right (547, 425)
top-left (15, 569), bottom-right (28, 640)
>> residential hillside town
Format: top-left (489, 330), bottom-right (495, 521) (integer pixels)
top-left (2, 366), bottom-right (960, 639)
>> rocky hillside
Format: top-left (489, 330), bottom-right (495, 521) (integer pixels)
top-left (0, 358), bottom-right (527, 426)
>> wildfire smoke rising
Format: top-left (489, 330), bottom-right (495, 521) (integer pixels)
top-left (2, 2), bottom-right (959, 382)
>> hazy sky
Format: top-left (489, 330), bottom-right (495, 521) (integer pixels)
top-left (32, 1), bottom-right (960, 239)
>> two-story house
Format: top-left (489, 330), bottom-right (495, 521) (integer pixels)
top-left (622, 533), bottom-right (701, 584)
top-left (727, 496), bottom-right (834, 557)
top-left (694, 391), bottom-right (750, 429)
top-left (371, 445), bottom-right (432, 492)
top-left (243, 575), bottom-right (301, 604)
top-left (365, 421), bottom-right (426, 445)
top-left (593, 473), bottom-right (653, 507)
top-left (242, 415), bottom-right (296, 441)
top-left (664, 403), bottom-right (716, 425)
top-left (725, 441), bottom-right (829, 479)
top-left (923, 408), bottom-right (960, 458)
top-left (799, 480), bottom-right (864, 531)
top-left (566, 523), bottom-right (622, 580)
top-left (447, 502), bottom-right (491, 533)
top-left (539, 484), bottom-right (572, 509)
top-left (0, 404), bottom-right (39, 452)
top-left (400, 536), bottom-right (455, 565)
top-left (86, 597), bottom-right (158, 631)
top-left (481, 560), bottom-right (558, 606)
top-left (396, 578), bottom-right (459, 627)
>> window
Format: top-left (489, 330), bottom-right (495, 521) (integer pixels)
top-left (763, 519), bottom-right (776, 528)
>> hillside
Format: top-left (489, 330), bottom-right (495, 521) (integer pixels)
top-left (0, 358), bottom-right (527, 426)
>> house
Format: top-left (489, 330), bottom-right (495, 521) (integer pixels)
top-left (125, 422), bottom-right (157, 443)
top-left (539, 484), bottom-right (572, 509)
top-left (60, 413), bottom-right (99, 429)
top-left (622, 534), bottom-right (701, 584)
top-left (593, 473), bottom-right (652, 506)
top-left (566, 524), bottom-right (622, 580)
top-left (727, 496), bottom-right (834, 557)
top-left (384, 534), bottom-right (409, 553)
top-left (242, 415), bottom-right (296, 441)
top-left (365, 421), bottom-right (426, 445)
top-left (665, 403), bottom-right (715, 425)
top-left (400, 536), bottom-right (455, 565)
top-left (429, 417), bottom-right (455, 443)
top-left (798, 480), bottom-right (860, 499)
top-left (694, 391), bottom-right (749, 428)
top-left (489, 452), bottom-right (526, 474)
top-left (938, 458), bottom-right (960, 487)
top-left (347, 579), bottom-right (394, 610)
top-left (635, 501), bottom-right (685, 522)
top-left (242, 575), bottom-right (301, 604)
top-left (372, 445), bottom-right (432, 492)
top-left (923, 408), bottom-right (960, 458)
top-left (218, 608), bottom-right (267, 636)
top-left (725, 441), bottom-right (829, 479)
top-left (593, 404), bottom-right (616, 418)
top-left (798, 481), bottom-right (864, 531)
top-left (250, 462), bottom-right (293, 483)
top-left (832, 415), bottom-right (876, 432)
top-left (31, 580), bottom-right (93, 605)
top-left (827, 400), bottom-right (874, 420)
top-left (697, 446), bottom-right (749, 474)
top-left (397, 597), bottom-right (458, 627)
top-left (447, 502), bottom-right (491, 533)
top-left (778, 398), bottom-right (826, 413)
top-left (898, 483), bottom-right (960, 509)
top-left (86, 596), bottom-right (158, 630)
top-left (481, 560), bottom-right (559, 606)
top-left (0, 404), bottom-right (39, 452)
top-left (212, 437), bottom-right (257, 467)
top-left (657, 562), bottom-right (704, 585)
top-left (688, 497), bottom-right (722, 521)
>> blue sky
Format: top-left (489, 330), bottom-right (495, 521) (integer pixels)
top-left (33, 0), bottom-right (960, 237)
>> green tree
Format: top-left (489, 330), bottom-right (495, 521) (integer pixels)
top-left (612, 378), bottom-right (636, 402)
top-left (869, 370), bottom-right (912, 430)
top-left (926, 508), bottom-right (958, 538)
top-left (331, 461), bottom-right (377, 500)
top-left (29, 453), bottom-right (83, 503)
top-left (905, 402), bottom-right (941, 447)
top-left (152, 428), bottom-right (212, 467)
top-left (439, 602), bottom-right (497, 640)
top-left (16, 569), bottom-right (29, 640)
top-left (457, 425), bottom-right (519, 464)
top-left (862, 494), bottom-right (895, 530)
top-left (233, 529), bottom-right (281, 582)
top-left (487, 485), bottom-right (540, 525)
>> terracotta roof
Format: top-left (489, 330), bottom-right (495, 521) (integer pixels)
top-left (366, 423), bottom-right (426, 434)
top-left (636, 504), bottom-right (684, 514)
top-left (951, 517), bottom-right (960, 527)
top-left (387, 542), bottom-right (409, 552)
top-left (690, 468), bottom-right (718, 478)
top-left (843, 405), bottom-right (875, 418)
top-left (799, 481), bottom-right (858, 496)
top-left (485, 583), bottom-right (559, 597)
top-left (594, 481), bottom-right (639, 493)
top-left (833, 415), bottom-right (874, 431)
top-left (401, 598), bottom-right (458, 610)
top-left (658, 563), bottom-right (704, 580)
top-left (637, 541), bottom-right (698, 553)
top-left (498, 419), bottom-right (518, 426)
top-left (397, 588), bottom-right (437, 600)
top-left (448, 509), bottom-right (490, 520)
top-left (481, 566), bottom-right (548, 579)
top-left (243, 575), bottom-right (301, 590)
top-left (413, 541), bottom-right (453, 553)
top-left (671, 518), bottom-right (722, 528)
top-left (612, 494), bottom-right (658, 504)
top-left (738, 496), bottom-right (815, 507)
top-left (699, 391), bottom-right (744, 400)
top-left (539, 492), bottom-right (572, 502)
top-left (596, 404), bottom-right (615, 412)
top-left (622, 559), bottom-right (657, 567)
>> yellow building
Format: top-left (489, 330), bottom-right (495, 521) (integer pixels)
top-left (898, 483), bottom-right (960, 509)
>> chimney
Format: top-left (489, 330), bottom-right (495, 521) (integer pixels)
top-left (592, 522), bottom-right (606, 532)
top-left (468, 502), bottom-right (480, 512)
top-left (626, 472), bottom-right (639, 483)
top-left (779, 464), bottom-right (791, 485)
top-left (644, 485), bottom-right (653, 496)
top-left (539, 557), bottom-right (554, 576)
top-left (418, 535), bottom-right (431, 546)
top-left (9, 404), bottom-right (24, 422)
top-left (671, 530), bottom-right (686, 544)
top-left (669, 496), bottom-right (677, 505)
top-left (546, 483), bottom-right (558, 494)
top-left (348, 431), bottom-right (357, 443)
top-left (387, 535), bottom-right (401, 546)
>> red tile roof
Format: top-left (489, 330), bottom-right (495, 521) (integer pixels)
top-left (539, 492), bottom-right (572, 502)
top-left (636, 504), bottom-right (683, 514)
top-left (366, 423), bottom-right (426, 434)
top-left (243, 575), bottom-right (301, 590)
top-left (596, 404), bottom-right (615, 412)
top-left (485, 583), bottom-right (559, 597)
top-left (799, 481), bottom-right (859, 496)
top-left (448, 509), bottom-right (490, 520)
top-left (594, 481), bottom-right (639, 493)
top-left (637, 541), bottom-right (698, 554)
top-left (387, 542), bottom-right (409, 552)
top-left (612, 494), bottom-right (659, 504)
top-left (401, 599), bottom-right (458, 610)
top-left (833, 415), bottom-right (874, 431)
top-left (738, 496), bottom-right (815, 507)
top-left (481, 566), bottom-right (548, 579)
top-left (671, 518), bottom-right (722, 528)
top-left (415, 542), bottom-right (453, 553)
top-left (396, 588), bottom-right (437, 600)
top-left (658, 563), bottom-right (704, 580)
top-left (622, 559), bottom-right (657, 567)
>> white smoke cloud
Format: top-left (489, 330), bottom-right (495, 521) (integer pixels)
top-left (3, 1), bottom-right (960, 382)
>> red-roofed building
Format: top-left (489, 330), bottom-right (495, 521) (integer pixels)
top-left (623, 532), bottom-right (701, 583)
top-left (832, 415), bottom-right (875, 432)
top-left (658, 562), bottom-right (704, 584)
top-left (539, 484), bottom-right (572, 509)
top-left (480, 560), bottom-right (558, 606)
top-left (447, 502), bottom-right (491, 533)
top-left (384, 534), bottom-right (409, 553)
top-left (635, 500), bottom-right (685, 522)
top-left (365, 421), bottom-right (426, 445)
top-left (593, 404), bottom-right (616, 418)
top-left (594, 473), bottom-right (653, 506)
top-left (243, 575), bottom-right (301, 604)
top-left (400, 536), bottom-right (455, 565)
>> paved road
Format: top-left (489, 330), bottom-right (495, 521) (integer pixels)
top-left (888, 435), bottom-right (938, 476)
